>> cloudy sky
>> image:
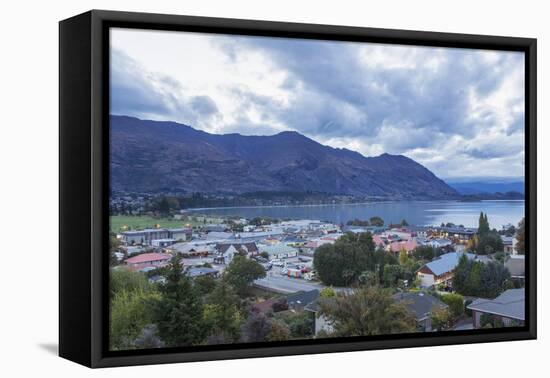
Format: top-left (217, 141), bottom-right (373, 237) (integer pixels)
top-left (110, 28), bottom-right (525, 179)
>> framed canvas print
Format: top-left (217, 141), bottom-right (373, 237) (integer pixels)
top-left (59, 10), bottom-right (537, 368)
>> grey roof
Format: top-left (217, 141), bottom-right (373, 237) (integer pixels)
top-left (260, 244), bottom-right (298, 256)
top-left (505, 255), bottom-right (525, 277)
top-left (186, 267), bottom-right (219, 278)
top-left (501, 236), bottom-right (515, 245)
top-left (423, 252), bottom-right (476, 276)
top-left (287, 289), bottom-right (320, 308)
top-left (467, 288), bottom-right (525, 320)
top-left (393, 292), bottom-right (448, 321)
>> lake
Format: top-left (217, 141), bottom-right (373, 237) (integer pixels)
top-left (187, 200), bottom-right (525, 229)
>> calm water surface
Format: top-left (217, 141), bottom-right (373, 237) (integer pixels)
top-left (188, 200), bottom-right (524, 229)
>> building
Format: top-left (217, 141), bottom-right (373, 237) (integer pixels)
top-left (393, 291), bottom-right (448, 331)
top-left (171, 243), bottom-right (213, 257)
top-left (428, 226), bottom-right (477, 243)
top-left (425, 238), bottom-right (453, 249)
top-left (305, 299), bottom-right (334, 336)
top-left (416, 252), bottom-right (476, 288)
top-left (186, 266), bottom-right (219, 279)
top-left (505, 255), bottom-right (525, 279)
top-left (286, 289), bottom-right (320, 311)
top-left (259, 244), bottom-right (298, 260)
top-left (124, 252), bottom-right (171, 269)
top-left (389, 239), bottom-right (417, 254)
top-left (151, 238), bottom-right (176, 248)
top-left (467, 288), bottom-right (525, 328)
top-left (120, 227), bottom-right (192, 246)
top-left (501, 236), bottom-right (517, 254)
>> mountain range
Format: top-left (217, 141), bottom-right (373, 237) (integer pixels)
top-left (110, 115), bottom-right (460, 200)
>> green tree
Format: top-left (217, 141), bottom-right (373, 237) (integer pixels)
top-left (110, 289), bottom-right (161, 350)
top-left (224, 255), bottom-right (266, 296)
top-left (398, 249), bottom-right (409, 266)
top-left (203, 278), bottom-right (243, 343)
top-left (440, 293), bottom-right (464, 318)
top-left (515, 217), bottom-right (525, 254)
top-left (478, 212), bottom-right (490, 237)
top-left (152, 255), bottom-right (207, 347)
top-left (110, 268), bottom-right (151, 297)
top-left (318, 287), bottom-right (416, 336)
top-left (194, 274), bottom-right (217, 296)
top-left (369, 216), bottom-right (384, 227)
top-left (314, 232), bottom-right (378, 286)
top-left (320, 286), bottom-right (336, 298)
top-left (412, 245), bottom-right (437, 261)
top-left (382, 264), bottom-right (405, 287)
top-left (430, 307), bottom-right (452, 331)
top-left (453, 254), bottom-right (511, 298)
top-left (400, 219), bottom-right (409, 227)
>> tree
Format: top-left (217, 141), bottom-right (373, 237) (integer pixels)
top-left (382, 264), bottom-right (405, 287)
top-left (318, 287), bottom-right (416, 336)
top-left (110, 234), bottom-right (121, 267)
top-left (203, 278), bottom-right (242, 343)
top-left (152, 255), bottom-right (207, 347)
top-left (440, 293), bottom-right (464, 318)
top-left (110, 289), bottom-right (161, 350)
top-left (478, 212), bottom-right (490, 237)
top-left (398, 249), bottom-right (409, 266)
top-left (266, 320), bottom-right (291, 341)
top-left (477, 231), bottom-right (504, 254)
top-left (369, 216), bottom-right (384, 227)
top-left (412, 245), bottom-right (438, 261)
top-left (453, 254), bottom-right (511, 298)
top-left (430, 307), bottom-right (452, 331)
top-left (224, 255), bottom-right (266, 296)
top-left (515, 217), bottom-right (525, 254)
top-left (194, 274), bottom-right (217, 296)
top-left (320, 286), bottom-right (336, 298)
top-left (400, 219), bottom-right (409, 227)
top-left (133, 324), bottom-right (164, 349)
top-left (241, 310), bottom-right (272, 343)
top-left (313, 232), bottom-right (378, 286)
top-left (110, 268), bottom-right (151, 297)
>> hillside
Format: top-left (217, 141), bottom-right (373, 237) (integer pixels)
top-left (110, 115), bottom-right (460, 200)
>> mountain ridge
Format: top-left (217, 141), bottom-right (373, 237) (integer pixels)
top-left (110, 115), bottom-right (460, 200)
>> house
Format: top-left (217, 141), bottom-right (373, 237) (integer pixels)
top-left (428, 226), bottom-right (477, 243)
top-left (426, 238), bottom-right (453, 249)
top-left (467, 288), bottom-right (525, 328)
top-left (212, 242), bottom-right (258, 264)
top-left (168, 228), bottom-right (193, 241)
top-left (501, 236), bottom-right (517, 254)
top-left (393, 291), bottom-right (448, 331)
top-left (389, 238), bottom-right (417, 254)
top-left (286, 289), bottom-right (320, 311)
top-left (505, 255), bottom-right (525, 278)
top-left (124, 252), bottom-right (171, 269)
top-left (186, 266), bottom-right (219, 278)
top-left (259, 244), bottom-right (298, 259)
top-left (416, 252), bottom-right (476, 288)
top-left (171, 243), bottom-right (213, 257)
top-left (305, 299), bottom-right (334, 336)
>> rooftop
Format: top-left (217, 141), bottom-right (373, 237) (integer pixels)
top-left (467, 288), bottom-right (525, 320)
top-left (422, 252), bottom-right (476, 276)
top-left (393, 291), bottom-right (448, 320)
top-left (125, 253), bottom-right (171, 265)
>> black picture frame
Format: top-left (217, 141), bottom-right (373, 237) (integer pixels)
top-left (59, 9), bottom-right (537, 368)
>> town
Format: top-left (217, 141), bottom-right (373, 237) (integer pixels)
top-left (109, 208), bottom-right (526, 350)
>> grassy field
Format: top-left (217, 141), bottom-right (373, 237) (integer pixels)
top-left (110, 215), bottom-right (195, 232)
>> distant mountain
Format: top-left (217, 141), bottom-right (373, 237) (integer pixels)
top-left (447, 179), bottom-right (525, 195)
top-left (110, 115), bottom-right (460, 200)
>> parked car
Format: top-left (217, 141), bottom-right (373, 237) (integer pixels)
top-left (270, 260), bottom-right (285, 267)
top-left (298, 257), bottom-right (311, 262)
top-left (304, 271), bottom-right (317, 281)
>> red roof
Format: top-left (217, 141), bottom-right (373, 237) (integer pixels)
top-left (389, 239), bottom-right (417, 253)
top-left (125, 253), bottom-right (171, 265)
